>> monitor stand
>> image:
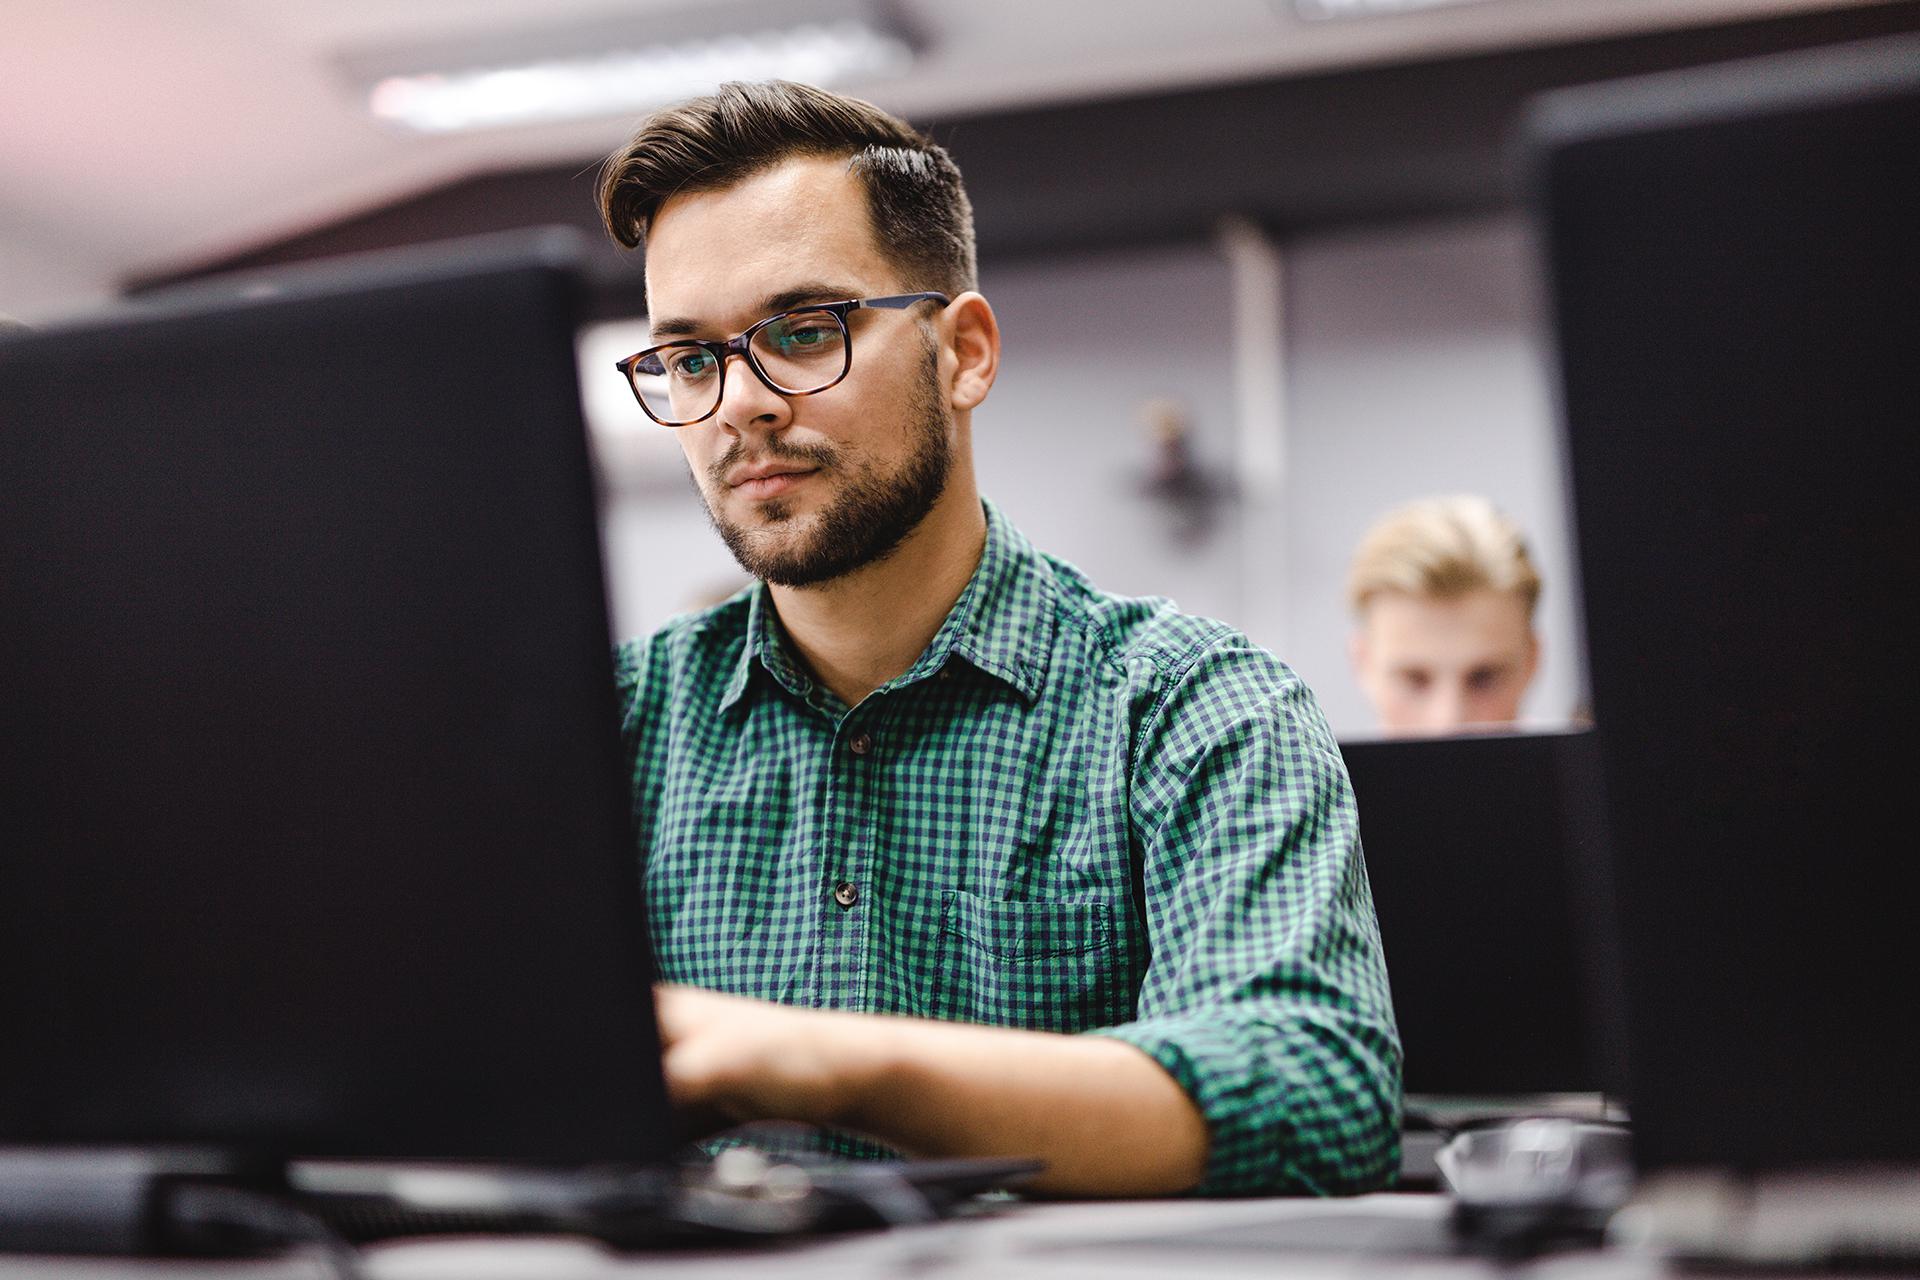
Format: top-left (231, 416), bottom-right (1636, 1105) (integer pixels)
top-left (0, 1145), bottom-right (352, 1268)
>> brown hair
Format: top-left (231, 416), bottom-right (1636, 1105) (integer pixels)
top-left (599, 79), bottom-right (976, 297)
top-left (1347, 495), bottom-right (1542, 619)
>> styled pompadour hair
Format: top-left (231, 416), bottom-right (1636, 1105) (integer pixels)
top-left (1347, 495), bottom-right (1542, 619)
top-left (598, 79), bottom-right (977, 297)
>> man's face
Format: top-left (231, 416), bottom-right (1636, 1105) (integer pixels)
top-left (642, 156), bottom-right (955, 587)
top-left (1350, 588), bottom-right (1539, 735)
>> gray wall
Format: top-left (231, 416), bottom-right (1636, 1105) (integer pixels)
top-left (974, 241), bottom-right (1242, 628)
top-left (589, 212), bottom-right (1584, 739)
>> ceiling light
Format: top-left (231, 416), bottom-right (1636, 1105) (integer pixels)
top-left (343, 1), bottom-right (918, 135)
top-left (1293, 0), bottom-right (1497, 18)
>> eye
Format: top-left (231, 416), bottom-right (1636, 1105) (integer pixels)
top-left (662, 347), bottom-right (717, 379)
top-left (1465, 665), bottom-right (1507, 692)
top-left (760, 314), bottom-right (844, 358)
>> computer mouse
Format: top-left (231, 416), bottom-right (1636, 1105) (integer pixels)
top-left (1436, 1116), bottom-right (1634, 1253)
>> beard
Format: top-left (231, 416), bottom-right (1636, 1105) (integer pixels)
top-left (699, 346), bottom-right (953, 589)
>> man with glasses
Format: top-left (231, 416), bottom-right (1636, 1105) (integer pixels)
top-left (600, 80), bottom-right (1399, 1198)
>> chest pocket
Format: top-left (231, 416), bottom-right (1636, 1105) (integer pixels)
top-left (927, 891), bottom-right (1133, 1032)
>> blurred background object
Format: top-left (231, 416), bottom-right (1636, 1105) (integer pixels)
top-left (1137, 397), bottom-right (1228, 548)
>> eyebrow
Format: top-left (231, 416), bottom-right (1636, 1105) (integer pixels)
top-left (649, 283), bottom-right (862, 341)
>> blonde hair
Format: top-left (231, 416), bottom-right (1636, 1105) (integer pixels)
top-left (1347, 495), bottom-right (1541, 619)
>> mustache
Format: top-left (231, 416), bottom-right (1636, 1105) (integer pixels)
top-left (706, 437), bottom-right (839, 489)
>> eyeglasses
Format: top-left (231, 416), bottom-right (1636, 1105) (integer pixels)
top-left (615, 292), bottom-right (950, 427)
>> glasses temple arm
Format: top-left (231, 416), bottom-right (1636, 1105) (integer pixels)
top-left (856, 292), bottom-right (951, 312)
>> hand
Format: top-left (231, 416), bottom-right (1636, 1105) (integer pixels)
top-left (655, 984), bottom-right (862, 1128)
top-left (651, 983), bottom-right (1210, 1197)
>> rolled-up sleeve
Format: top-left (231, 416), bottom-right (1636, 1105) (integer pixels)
top-left (1090, 642), bottom-right (1402, 1196)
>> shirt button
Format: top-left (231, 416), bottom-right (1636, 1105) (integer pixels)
top-left (848, 732), bottom-right (873, 756)
top-left (833, 881), bottom-right (860, 908)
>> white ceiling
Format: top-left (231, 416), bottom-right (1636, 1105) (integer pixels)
top-left (0, 0), bottom-right (1886, 320)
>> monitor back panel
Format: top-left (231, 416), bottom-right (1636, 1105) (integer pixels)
top-left (1529, 36), bottom-right (1920, 1172)
top-left (0, 236), bottom-right (670, 1165)
top-left (1341, 730), bottom-right (1607, 1098)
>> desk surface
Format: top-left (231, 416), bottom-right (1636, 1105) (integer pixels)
top-left (0, 1194), bottom-right (1683, 1280)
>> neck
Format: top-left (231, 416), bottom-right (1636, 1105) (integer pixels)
top-left (768, 475), bottom-right (986, 710)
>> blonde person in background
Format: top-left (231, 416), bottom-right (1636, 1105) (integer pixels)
top-left (1347, 495), bottom-right (1541, 735)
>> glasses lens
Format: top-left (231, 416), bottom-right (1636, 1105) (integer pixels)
top-left (750, 310), bottom-right (849, 393)
top-left (632, 345), bottom-right (720, 425)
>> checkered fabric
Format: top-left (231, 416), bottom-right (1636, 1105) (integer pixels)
top-left (615, 500), bottom-right (1401, 1196)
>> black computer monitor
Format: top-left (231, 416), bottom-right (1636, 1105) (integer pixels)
top-left (1341, 730), bottom-right (1610, 1100)
top-left (1527, 34), bottom-right (1919, 1173)
top-left (0, 232), bottom-right (671, 1169)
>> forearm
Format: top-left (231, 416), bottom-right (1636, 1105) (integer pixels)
top-left (659, 987), bottom-right (1209, 1197)
top-left (832, 1016), bottom-right (1208, 1196)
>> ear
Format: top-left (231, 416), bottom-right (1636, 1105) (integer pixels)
top-left (1521, 629), bottom-right (1542, 684)
top-left (1347, 625), bottom-right (1368, 675)
top-left (941, 291), bottom-right (999, 411)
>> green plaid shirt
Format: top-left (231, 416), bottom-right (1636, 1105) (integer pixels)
top-left (615, 500), bottom-right (1400, 1195)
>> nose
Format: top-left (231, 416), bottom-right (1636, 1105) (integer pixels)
top-left (713, 352), bottom-right (793, 437)
top-left (1429, 678), bottom-right (1469, 730)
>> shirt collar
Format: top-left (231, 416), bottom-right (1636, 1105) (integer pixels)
top-left (911, 498), bottom-right (1054, 703)
top-left (718, 583), bottom-right (806, 713)
top-left (717, 497), bottom-right (1056, 713)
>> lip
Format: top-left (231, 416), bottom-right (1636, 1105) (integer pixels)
top-left (726, 464), bottom-right (818, 499)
